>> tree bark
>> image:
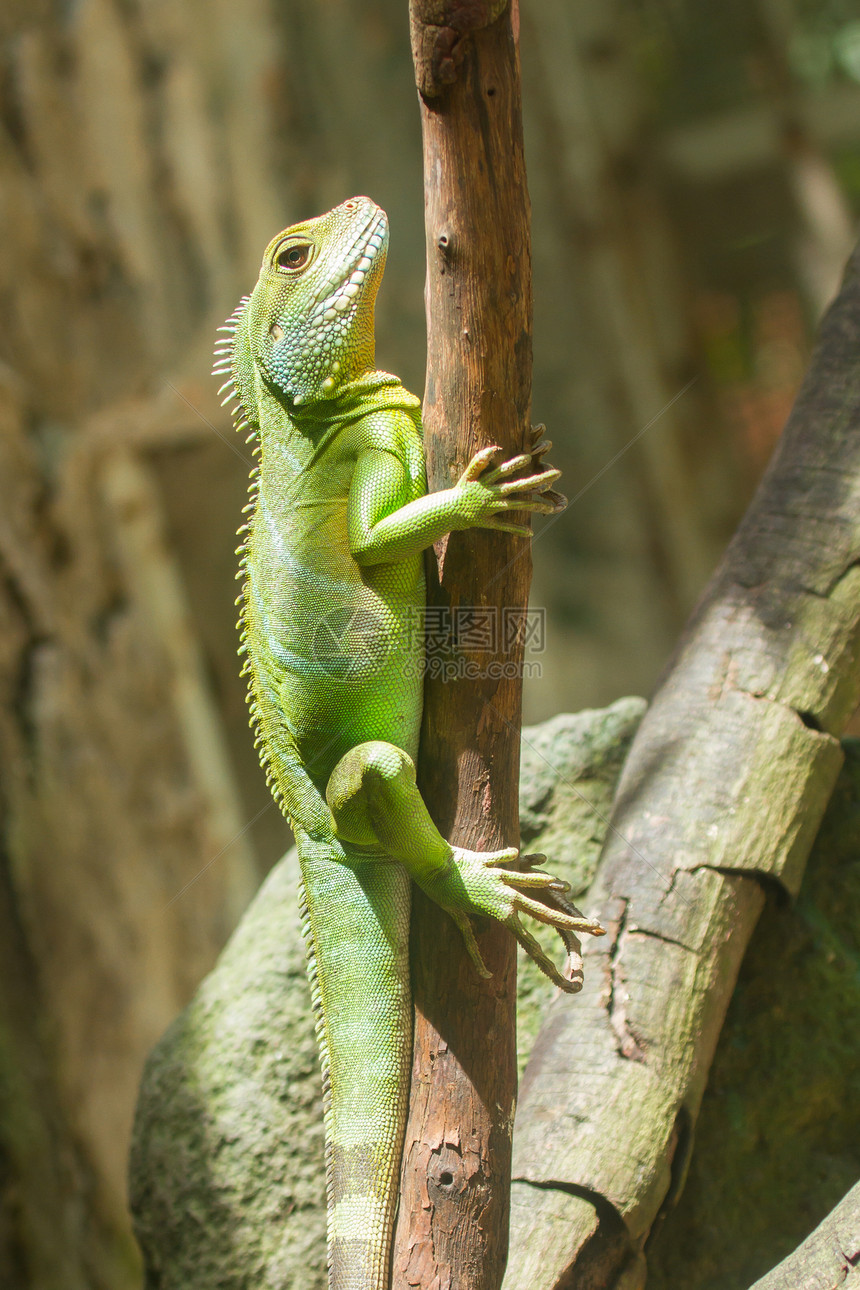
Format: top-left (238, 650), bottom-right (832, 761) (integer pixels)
top-left (505, 242), bottom-right (860, 1289)
top-left (748, 1181), bottom-right (860, 1290)
top-left (392, 3), bottom-right (533, 1286)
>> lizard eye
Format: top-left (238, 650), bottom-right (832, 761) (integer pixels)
top-left (275, 243), bottom-right (312, 271)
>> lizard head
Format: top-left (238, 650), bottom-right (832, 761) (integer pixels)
top-left (216, 197), bottom-right (388, 418)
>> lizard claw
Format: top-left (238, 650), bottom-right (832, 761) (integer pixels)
top-left (510, 913), bottom-right (584, 992)
top-left (454, 435), bottom-right (566, 535)
top-left (509, 875), bottom-right (605, 992)
top-left (542, 489), bottom-right (568, 512)
top-left (525, 428), bottom-right (568, 516)
top-left (423, 846), bottom-right (603, 994)
top-left (448, 907), bottom-right (493, 979)
top-left (481, 848), bottom-right (570, 892)
top-left (519, 851), bottom-right (554, 870)
top-left (458, 445), bottom-right (503, 484)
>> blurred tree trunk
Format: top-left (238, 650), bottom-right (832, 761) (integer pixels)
top-left (752, 0), bottom-right (856, 315)
top-left (0, 385), bottom-right (258, 1289)
top-left (519, 0), bottom-right (736, 720)
top-left (0, 0), bottom-right (284, 1281)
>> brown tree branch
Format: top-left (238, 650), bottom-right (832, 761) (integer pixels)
top-left (504, 245), bottom-right (860, 1289)
top-left (392, 3), bottom-right (534, 1287)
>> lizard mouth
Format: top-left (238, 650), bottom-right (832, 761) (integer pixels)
top-left (307, 209), bottom-right (388, 330)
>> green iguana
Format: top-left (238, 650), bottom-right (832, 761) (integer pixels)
top-left (212, 196), bottom-right (603, 1290)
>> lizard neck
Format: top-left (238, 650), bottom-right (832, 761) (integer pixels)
top-left (251, 368), bottom-right (373, 521)
top-left (249, 364), bottom-right (422, 526)
top-left (253, 364), bottom-right (411, 459)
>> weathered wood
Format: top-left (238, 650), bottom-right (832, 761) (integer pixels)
top-left (748, 1181), bottom-right (860, 1290)
top-left (393, 3), bottom-right (533, 1286)
top-left (505, 242), bottom-right (860, 1289)
top-left (645, 735), bottom-right (860, 1287)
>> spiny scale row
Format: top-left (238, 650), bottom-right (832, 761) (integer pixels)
top-left (298, 881), bottom-right (337, 1217)
top-left (213, 289), bottom-right (338, 1229)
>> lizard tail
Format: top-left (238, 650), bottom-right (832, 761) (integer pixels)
top-left (298, 834), bottom-right (412, 1290)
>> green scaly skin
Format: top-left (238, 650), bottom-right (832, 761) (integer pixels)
top-left (213, 196), bottom-right (604, 1290)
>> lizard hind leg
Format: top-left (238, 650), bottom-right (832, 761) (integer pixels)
top-left (326, 741), bottom-right (451, 873)
top-left (325, 741), bottom-right (605, 994)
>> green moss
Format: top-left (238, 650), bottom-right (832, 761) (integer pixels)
top-left (129, 851), bottom-right (328, 1290)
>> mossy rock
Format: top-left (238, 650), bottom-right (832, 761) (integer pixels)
top-left (129, 849), bottom-right (329, 1289)
top-left (516, 699), bottom-right (646, 1069)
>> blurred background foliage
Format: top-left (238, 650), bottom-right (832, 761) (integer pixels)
top-left (0, 0), bottom-right (858, 1286)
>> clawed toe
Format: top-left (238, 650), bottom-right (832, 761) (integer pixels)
top-left (510, 914), bottom-right (583, 994)
top-left (494, 867), bottom-right (570, 892)
top-left (480, 846), bottom-right (519, 868)
top-left (513, 887), bottom-right (603, 935)
top-left (508, 873), bottom-right (603, 991)
top-left (438, 844), bottom-right (603, 990)
top-left (451, 908), bottom-right (492, 980)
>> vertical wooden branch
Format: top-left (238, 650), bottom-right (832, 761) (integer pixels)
top-left (392, 4), bottom-right (532, 1287)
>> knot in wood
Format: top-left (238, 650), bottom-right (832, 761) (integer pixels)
top-left (410, 1), bottom-right (509, 97)
top-left (426, 25), bottom-right (465, 97)
top-left (414, 1), bottom-right (508, 33)
top-left (436, 229), bottom-right (454, 259)
top-left (428, 1148), bottom-right (466, 1197)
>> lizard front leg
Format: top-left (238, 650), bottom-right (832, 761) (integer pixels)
top-left (348, 432), bottom-right (565, 568)
top-left (326, 740), bottom-right (604, 991)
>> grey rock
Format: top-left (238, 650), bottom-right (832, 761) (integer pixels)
top-left (129, 853), bottom-right (327, 1289)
